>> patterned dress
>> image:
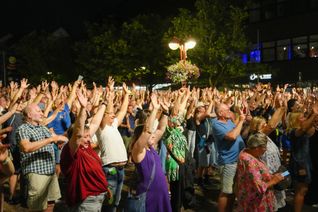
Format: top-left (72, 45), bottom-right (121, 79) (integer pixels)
top-left (163, 127), bottom-right (187, 181)
top-left (236, 150), bottom-right (275, 212)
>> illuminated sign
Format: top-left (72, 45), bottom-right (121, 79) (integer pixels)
top-left (249, 74), bottom-right (272, 81)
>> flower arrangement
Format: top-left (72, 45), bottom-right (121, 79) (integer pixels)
top-left (167, 60), bottom-right (200, 83)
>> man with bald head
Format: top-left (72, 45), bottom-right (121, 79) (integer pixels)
top-left (16, 103), bottom-right (68, 212)
top-left (212, 103), bottom-right (245, 212)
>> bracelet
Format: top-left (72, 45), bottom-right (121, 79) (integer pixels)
top-left (1, 157), bottom-right (9, 165)
top-left (162, 111), bottom-right (170, 116)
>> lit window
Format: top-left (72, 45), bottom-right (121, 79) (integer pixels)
top-left (250, 50), bottom-right (261, 63)
top-left (293, 44), bottom-right (307, 58)
top-left (292, 36), bottom-right (308, 59)
top-left (277, 39), bottom-right (291, 60)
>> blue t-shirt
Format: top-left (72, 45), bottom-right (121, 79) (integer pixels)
top-left (47, 104), bottom-right (71, 135)
top-left (212, 119), bottom-right (245, 165)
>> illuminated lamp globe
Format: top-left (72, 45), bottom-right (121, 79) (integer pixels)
top-left (169, 42), bottom-right (180, 50)
top-left (185, 40), bottom-right (196, 49)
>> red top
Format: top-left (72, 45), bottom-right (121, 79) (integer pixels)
top-left (60, 143), bottom-right (108, 206)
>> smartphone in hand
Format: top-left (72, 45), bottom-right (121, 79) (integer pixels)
top-left (281, 170), bottom-right (290, 177)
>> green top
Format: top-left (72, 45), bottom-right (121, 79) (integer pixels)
top-left (163, 127), bottom-right (187, 181)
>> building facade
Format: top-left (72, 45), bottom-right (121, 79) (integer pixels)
top-left (245, 0), bottom-right (318, 84)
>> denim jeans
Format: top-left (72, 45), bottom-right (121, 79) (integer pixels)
top-left (102, 166), bottom-right (125, 212)
top-left (70, 192), bottom-right (105, 212)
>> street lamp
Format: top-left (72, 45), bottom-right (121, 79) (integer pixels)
top-left (168, 37), bottom-right (196, 61)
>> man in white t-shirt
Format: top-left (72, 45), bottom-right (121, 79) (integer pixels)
top-left (97, 77), bottom-right (130, 211)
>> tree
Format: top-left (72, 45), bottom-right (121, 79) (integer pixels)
top-left (74, 15), bottom-right (170, 88)
top-left (119, 14), bottom-right (170, 87)
top-left (12, 30), bottom-right (76, 84)
top-left (165, 0), bottom-right (249, 86)
top-left (74, 21), bottom-right (124, 85)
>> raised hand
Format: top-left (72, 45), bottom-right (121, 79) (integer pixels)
top-left (107, 76), bottom-right (115, 92)
top-left (41, 80), bottom-right (49, 92)
top-left (160, 98), bottom-right (170, 112)
top-left (122, 82), bottom-right (131, 95)
top-left (20, 78), bottom-right (30, 89)
top-left (76, 91), bottom-right (88, 108)
top-left (150, 93), bottom-right (160, 110)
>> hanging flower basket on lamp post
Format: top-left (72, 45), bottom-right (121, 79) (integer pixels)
top-left (167, 60), bottom-right (200, 84)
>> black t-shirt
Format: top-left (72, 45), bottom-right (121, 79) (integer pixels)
top-left (186, 117), bottom-right (196, 131)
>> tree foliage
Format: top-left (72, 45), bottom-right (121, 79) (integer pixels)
top-left (74, 15), bottom-right (170, 87)
top-left (12, 31), bottom-right (75, 84)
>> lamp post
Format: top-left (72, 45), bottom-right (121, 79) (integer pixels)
top-left (168, 37), bottom-right (196, 62)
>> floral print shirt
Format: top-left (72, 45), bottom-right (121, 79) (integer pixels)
top-left (236, 150), bottom-right (275, 212)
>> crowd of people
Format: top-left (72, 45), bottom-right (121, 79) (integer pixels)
top-left (0, 77), bottom-right (317, 212)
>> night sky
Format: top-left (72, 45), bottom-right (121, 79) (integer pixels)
top-left (0, 0), bottom-right (195, 39)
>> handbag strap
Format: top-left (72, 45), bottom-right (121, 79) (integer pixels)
top-left (145, 149), bottom-right (156, 192)
top-left (8, 113), bottom-right (16, 126)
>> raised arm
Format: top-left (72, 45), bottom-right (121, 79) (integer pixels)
top-left (151, 98), bottom-right (169, 144)
top-left (295, 103), bottom-right (318, 137)
top-left (41, 101), bottom-right (64, 126)
top-left (88, 102), bottom-right (106, 136)
top-left (32, 81), bottom-right (49, 105)
top-left (68, 91), bottom-right (88, 155)
top-left (9, 78), bottom-right (29, 108)
top-left (66, 80), bottom-right (81, 108)
top-left (224, 109), bottom-right (246, 141)
top-left (116, 83), bottom-right (130, 126)
top-left (262, 106), bottom-right (286, 135)
top-left (131, 93), bottom-right (160, 163)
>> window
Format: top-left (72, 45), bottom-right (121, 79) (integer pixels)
top-left (277, 2), bottom-right (290, 17)
top-left (262, 48), bottom-right (275, 62)
top-left (293, 44), bottom-right (308, 58)
top-left (276, 39), bottom-right (291, 60)
top-left (241, 54), bottom-right (248, 64)
top-left (250, 49), bottom-right (261, 63)
top-left (293, 36), bottom-right (308, 59)
top-left (262, 5), bottom-right (275, 20)
top-left (310, 0), bottom-right (318, 10)
top-left (309, 35), bottom-right (318, 57)
top-left (263, 41), bottom-right (275, 48)
top-left (293, 0), bottom-right (307, 13)
top-left (248, 1), bottom-right (261, 23)
top-left (249, 9), bottom-right (261, 22)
